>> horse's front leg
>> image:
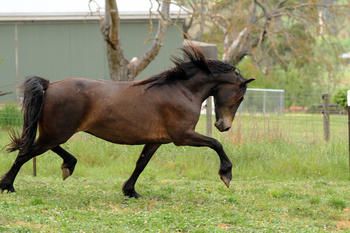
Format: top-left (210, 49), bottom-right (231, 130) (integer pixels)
top-left (123, 144), bottom-right (161, 198)
top-left (174, 131), bottom-right (232, 188)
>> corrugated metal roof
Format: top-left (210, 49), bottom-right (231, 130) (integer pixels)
top-left (0, 0), bottom-right (188, 21)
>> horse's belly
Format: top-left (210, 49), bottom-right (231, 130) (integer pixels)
top-left (76, 91), bottom-right (172, 144)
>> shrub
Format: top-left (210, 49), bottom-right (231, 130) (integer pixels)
top-left (333, 89), bottom-right (347, 109)
top-left (0, 104), bottom-right (22, 128)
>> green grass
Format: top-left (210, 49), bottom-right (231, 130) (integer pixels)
top-left (0, 113), bottom-right (349, 232)
top-left (1, 178), bottom-right (350, 232)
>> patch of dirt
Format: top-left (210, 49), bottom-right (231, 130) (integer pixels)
top-left (218, 223), bottom-right (232, 230)
top-left (337, 220), bottom-right (350, 230)
top-left (336, 208), bottom-right (350, 230)
top-left (14, 220), bottom-right (44, 230)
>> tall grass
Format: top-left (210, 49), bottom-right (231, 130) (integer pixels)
top-left (0, 133), bottom-right (347, 183)
top-left (0, 104), bottom-right (22, 128)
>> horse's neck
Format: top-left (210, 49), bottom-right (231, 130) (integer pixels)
top-left (181, 77), bottom-right (218, 103)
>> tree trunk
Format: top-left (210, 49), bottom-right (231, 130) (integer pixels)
top-left (127, 0), bottom-right (171, 79)
top-left (222, 27), bottom-right (249, 65)
top-left (106, 45), bottom-right (129, 81)
top-left (102, 0), bottom-right (171, 81)
top-left (221, 1), bottom-right (269, 66)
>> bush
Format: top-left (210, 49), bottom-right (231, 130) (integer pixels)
top-left (0, 104), bottom-right (22, 127)
top-left (333, 89), bottom-right (347, 109)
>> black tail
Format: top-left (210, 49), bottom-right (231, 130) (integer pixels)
top-left (7, 76), bottom-right (49, 154)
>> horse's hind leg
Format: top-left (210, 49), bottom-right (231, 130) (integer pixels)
top-left (51, 146), bottom-right (77, 180)
top-left (0, 142), bottom-right (51, 193)
top-left (123, 144), bottom-right (160, 198)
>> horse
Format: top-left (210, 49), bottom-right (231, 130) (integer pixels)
top-left (0, 46), bottom-right (254, 198)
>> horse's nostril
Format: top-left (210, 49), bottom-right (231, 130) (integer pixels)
top-left (223, 126), bottom-right (231, 131)
top-left (214, 120), bottom-right (223, 128)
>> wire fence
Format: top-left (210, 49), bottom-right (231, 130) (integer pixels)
top-left (225, 112), bottom-right (347, 145)
top-left (240, 88), bottom-right (285, 114)
top-left (199, 92), bottom-right (347, 145)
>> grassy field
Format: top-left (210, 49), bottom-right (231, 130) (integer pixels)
top-left (1, 177), bottom-right (350, 232)
top-left (0, 113), bottom-right (349, 232)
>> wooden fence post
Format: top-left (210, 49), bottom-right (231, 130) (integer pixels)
top-left (206, 97), bottom-right (213, 136)
top-left (348, 105), bottom-right (350, 177)
top-left (33, 157), bottom-right (37, 176)
top-left (347, 90), bottom-right (350, 176)
top-left (322, 94), bottom-right (330, 142)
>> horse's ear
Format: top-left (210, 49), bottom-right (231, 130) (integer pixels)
top-left (240, 78), bottom-right (255, 87)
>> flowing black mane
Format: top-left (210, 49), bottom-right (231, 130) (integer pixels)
top-left (135, 45), bottom-right (241, 88)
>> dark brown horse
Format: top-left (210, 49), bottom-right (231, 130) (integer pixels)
top-left (0, 46), bottom-right (253, 197)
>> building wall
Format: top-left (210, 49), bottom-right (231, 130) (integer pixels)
top-left (0, 20), bottom-right (183, 101)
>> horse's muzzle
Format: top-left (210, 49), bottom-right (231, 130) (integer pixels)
top-left (214, 119), bottom-right (231, 132)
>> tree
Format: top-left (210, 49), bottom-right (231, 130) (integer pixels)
top-left (100, 0), bottom-right (171, 81)
top-left (177, 0), bottom-right (349, 67)
top-left (175, 0), bottom-right (350, 100)
top-left (0, 91), bottom-right (12, 97)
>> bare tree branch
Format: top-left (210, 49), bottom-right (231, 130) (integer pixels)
top-left (0, 91), bottom-right (12, 97)
top-left (276, 0), bottom-right (288, 9)
top-left (254, 0), bottom-right (267, 19)
top-left (222, 27), bottom-right (249, 63)
top-left (101, 0), bottom-right (172, 81)
top-left (103, 0), bottom-right (119, 50)
top-left (211, 14), bottom-right (229, 33)
top-left (127, 0), bottom-right (171, 80)
top-left (222, 1), bottom-right (264, 64)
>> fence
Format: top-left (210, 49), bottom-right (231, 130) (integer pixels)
top-left (201, 88), bottom-right (285, 115)
top-left (240, 88), bottom-right (285, 114)
top-left (224, 111), bottom-right (347, 145)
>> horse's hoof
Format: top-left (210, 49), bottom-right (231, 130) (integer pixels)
top-left (0, 182), bottom-right (15, 193)
top-left (61, 167), bottom-right (71, 180)
top-left (219, 168), bottom-right (232, 188)
top-left (61, 159), bottom-right (77, 180)
top-left (220, 175), bottom-right (231, 188)
top-left (123, 189), bottom-right (141, 198)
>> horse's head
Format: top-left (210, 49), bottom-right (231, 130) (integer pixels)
top-left (213, 72), bottom-right (254, 132)
top-left (137, 44), bottom-right (254, 133)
